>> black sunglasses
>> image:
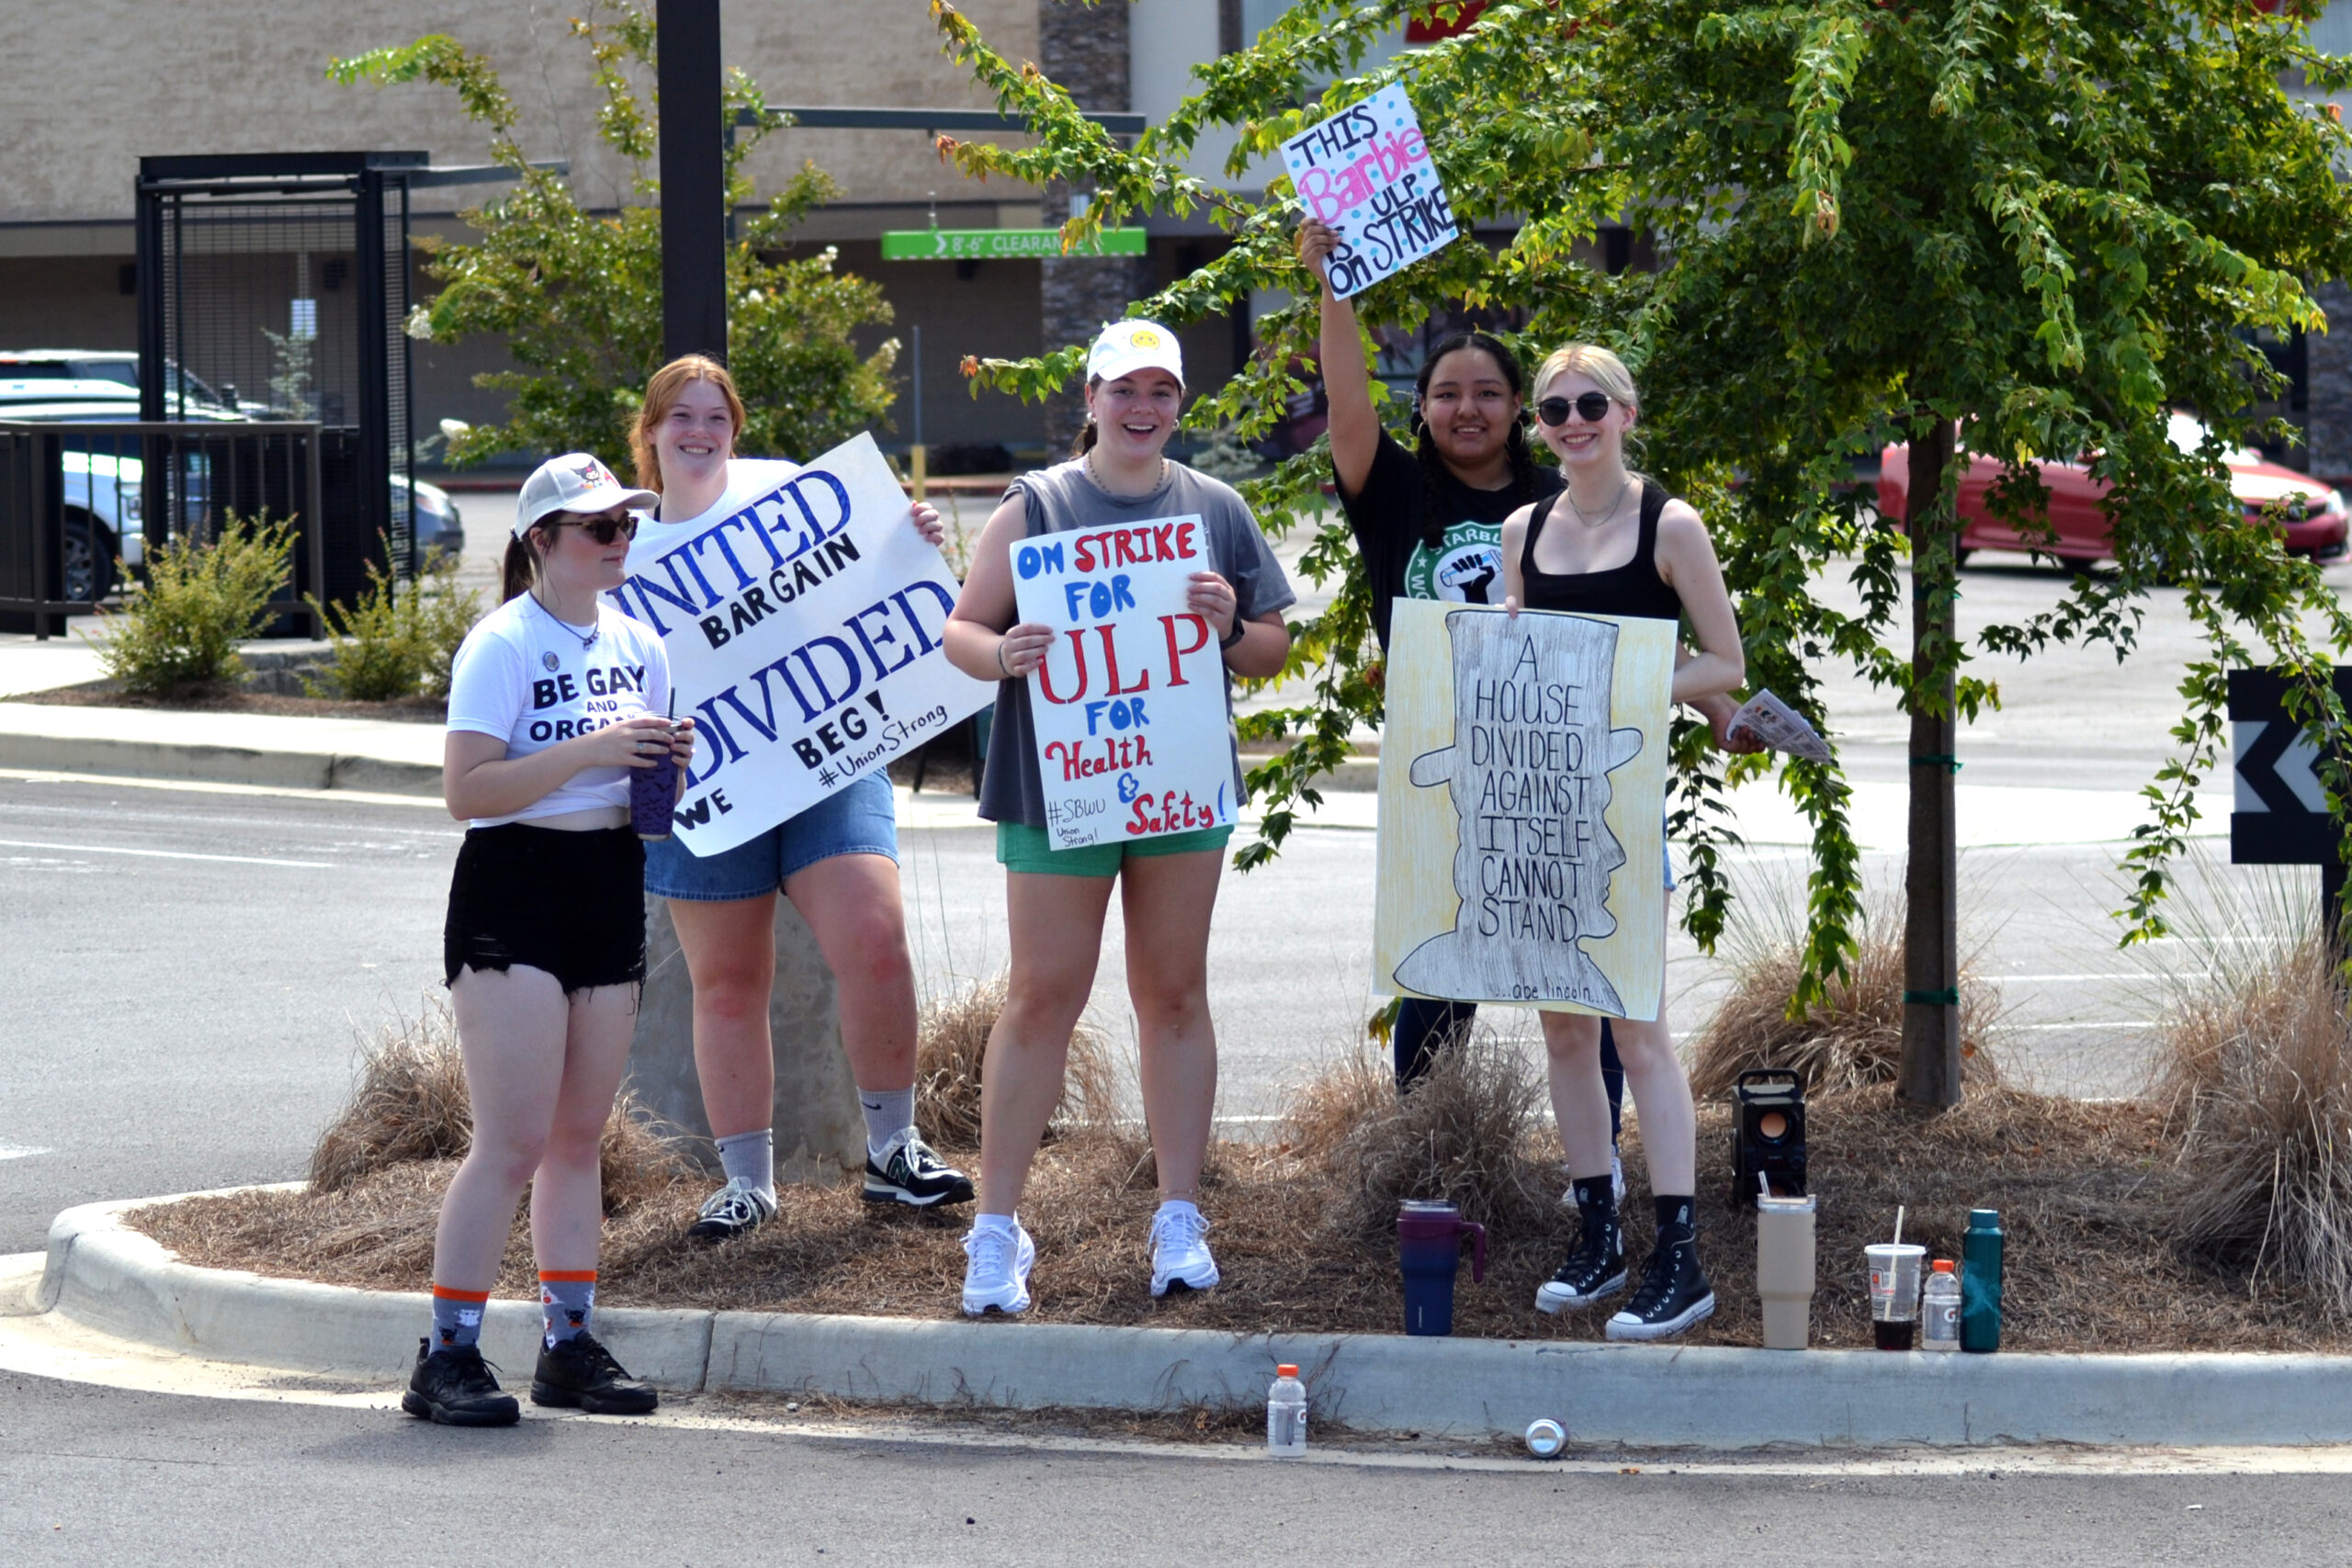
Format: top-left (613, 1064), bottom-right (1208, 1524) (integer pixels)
top-left (1536, 391), bottom-right (1615, 426)
top-left (544, 511), bottom-right (639, 545)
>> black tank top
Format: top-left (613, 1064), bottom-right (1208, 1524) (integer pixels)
top-left (1519, 476), bottom-right (1683, 622)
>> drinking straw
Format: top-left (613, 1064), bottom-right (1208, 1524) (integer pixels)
top-left (1892, 1205), bottom-right (1905, 1247)
top-left (1759, 1173), bottom-right (1770, 1201)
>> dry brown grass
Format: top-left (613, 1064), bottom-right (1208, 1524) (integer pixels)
top-left (2154, 937), bottom-right (2352, 1323)
top-left (1689, 902), bottom-right (2002, 1099)
top-left (914, 975), bottom-right (1118, 1151)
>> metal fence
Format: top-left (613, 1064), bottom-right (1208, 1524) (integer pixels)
top-left (0, 419), bottom-right (325, 638)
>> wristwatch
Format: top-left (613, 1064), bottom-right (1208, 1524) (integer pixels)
top-left (1218, 620), bottom-right (1247, 650)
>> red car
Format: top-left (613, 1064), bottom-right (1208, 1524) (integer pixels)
top-left (1879, 412), bottom-right (2347, 570)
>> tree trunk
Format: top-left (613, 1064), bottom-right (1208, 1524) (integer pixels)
top-left (1900, 416), bottom-right (1963, 1108)
top-left (626, 894), bottom-right (865, 1182)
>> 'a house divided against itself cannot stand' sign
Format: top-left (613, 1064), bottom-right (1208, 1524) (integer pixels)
top-left (1282, 83), bottom-right (1462, 299)
top-left (1012, 517), bottom-right (1236, 850)
top-left (608, 432), bottom-right (995, 856)
top-left (1373, 600), bottom-right (1675, 1019)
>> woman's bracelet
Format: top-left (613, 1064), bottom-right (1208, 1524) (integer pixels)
top-left (996, 637), bottom-right (1013, 677)
top-left (1218, 619), bottom-right (1248, 651)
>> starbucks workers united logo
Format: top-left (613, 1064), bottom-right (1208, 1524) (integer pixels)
top-left (1403, 522), bottom-right (1505, 606)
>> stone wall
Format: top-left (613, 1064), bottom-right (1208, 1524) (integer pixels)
top-left (2307, 280), bottom-right (2352, 483)
top-left (1037, 0), bottom-right (1147, 456)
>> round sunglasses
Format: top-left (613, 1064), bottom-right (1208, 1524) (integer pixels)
top-left (1535, 391), bottom-right (1615, 426)
top-left (543, 511), bottom-right (639, 545)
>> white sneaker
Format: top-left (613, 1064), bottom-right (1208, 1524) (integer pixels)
top-left (960, 1220), bottom-right (1035, 1316)
top-left (1148, 1206), bottom-right (1220, 1297)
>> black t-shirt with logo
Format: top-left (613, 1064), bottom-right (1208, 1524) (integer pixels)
top-left (1336, 429), bottom-right (1563, 649)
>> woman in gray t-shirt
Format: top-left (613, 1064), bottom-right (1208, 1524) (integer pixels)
top-left (943, 321), bottom-right (1295, 1316)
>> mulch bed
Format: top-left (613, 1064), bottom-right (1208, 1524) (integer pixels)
top-left (16, 682), bottom-right (447, 724)
top-left (128, 1083), bottom-right (2352, 1354)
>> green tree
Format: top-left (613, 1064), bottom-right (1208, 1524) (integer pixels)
top-left (928, 0), bottom-right (2352, 1103)
top-left (329, 6), bottom-right (899, 476)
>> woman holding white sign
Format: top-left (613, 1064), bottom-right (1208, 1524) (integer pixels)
top-left (627, 355), bottom-right (976, 1245)
top-left (1499, 344), bottom-right (1746, 1343)
top-left (942, 321), bottom-right (1295, 1314)
top-left (407, 455), bottom-right (693, 1425)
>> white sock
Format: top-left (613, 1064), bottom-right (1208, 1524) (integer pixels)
top-left (714, 1128), bottom-right (775, 1204)
top-left (859, 1086), bottom-right (916, 1158)
top-left (1155, 1198), bottom-right (1201, 1224)
top-left (973, 1211), bottom-right (1019, 1235)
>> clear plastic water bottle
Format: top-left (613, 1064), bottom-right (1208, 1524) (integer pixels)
top-left (1266, 1363), bottom-right (1307, 1456)
top-left (1922, 1258), bottom-right (1962, 1351)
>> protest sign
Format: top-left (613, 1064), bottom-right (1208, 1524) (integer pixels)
top-left (1282, 84), bottom-right (1459, 298)
top-left (1372, 600), bottom-right (1674, 1019)
top-left (1011, 516), bottom-right (1235, 850)
top-left (609, 431), bottom-right (994, 856)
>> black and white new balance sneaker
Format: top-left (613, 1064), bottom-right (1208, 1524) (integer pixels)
top-left (685, 1176), bottom-right (777, 1244)
top-left (1605, 1235), bottom-right (1716, 1342)
top-left (531, 1331), bottom-right (659, 1416)
top-left (402, 1338), bottom-right (520, 1427)
top-left (863, 1128), bottom-right (976, 1208)
top-left (1534, 1212), bottom-right (1628, 1314)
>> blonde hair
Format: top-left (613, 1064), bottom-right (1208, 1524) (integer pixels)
top-left (1533, 344), bottom-right (1640, 415)
top-left (632, 355), bottom-right (747, 491)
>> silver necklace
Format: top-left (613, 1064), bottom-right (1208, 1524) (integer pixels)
top-left (1085, 445), bottom-right (1167, 496)
top-left (532, 591), bottom-right (599, 652)
top-left (1565, 472), bottom-right (1632, 528)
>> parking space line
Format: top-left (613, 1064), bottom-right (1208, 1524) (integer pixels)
top-left (0, 837), bottom-right (333, 869)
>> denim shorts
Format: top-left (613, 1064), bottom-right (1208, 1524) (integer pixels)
top-left (446, 824), bottom-right (645, 992)
top-left (644, 773), bottom-right (899, 902)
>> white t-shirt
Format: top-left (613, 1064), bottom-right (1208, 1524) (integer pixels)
top-left (626, 457), bottom-right (802, 564)
top-left (445, 593), bottom-right (673, 829)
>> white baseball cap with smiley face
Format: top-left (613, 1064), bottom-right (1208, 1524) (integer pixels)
top-left (514, 452), bottom-right (661, 538)
top-left (1087, 320), bottom-right (1185, 389)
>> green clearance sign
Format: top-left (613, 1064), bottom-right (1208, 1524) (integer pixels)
top-left (879, 228), bottom-right (1148, 261)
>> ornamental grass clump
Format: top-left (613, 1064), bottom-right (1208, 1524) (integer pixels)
top-left (913, 974), bottom-right (1116, 1150)
top-left (93, 512), bottom-right (294, 695)
top-left (2155, 936), bottom-right (2352, 1322)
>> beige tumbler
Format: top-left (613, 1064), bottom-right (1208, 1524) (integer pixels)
top-left (1756, 1192), bottom-right (1817, 1349)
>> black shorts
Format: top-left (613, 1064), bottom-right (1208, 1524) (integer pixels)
top-left (443, 823), bottom-right (648, 993)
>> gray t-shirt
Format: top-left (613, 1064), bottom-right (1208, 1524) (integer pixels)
top-left (979, 457), bottom-right (1296, 829)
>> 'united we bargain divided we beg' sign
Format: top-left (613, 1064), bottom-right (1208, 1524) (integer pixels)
top-left (608, 432), bottom-right (993, 857)
top-left (1012, 518), bottom-right (1236, 850)
top-left (1282, 84), bottom-right (1460, 299)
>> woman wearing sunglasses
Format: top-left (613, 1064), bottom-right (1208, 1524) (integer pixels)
top-left (625, 355), bottom-right (974, 1250)
top-left (1500, 345), bottom-right (1745, 1342)
top-left (405, 454), bottom-right (694, 1425)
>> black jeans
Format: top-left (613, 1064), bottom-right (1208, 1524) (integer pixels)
top-left (1394, 998), bottom-right (1625, 1140)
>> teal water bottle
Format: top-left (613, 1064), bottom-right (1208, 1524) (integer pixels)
top-left (1961, 1208), bottom-right (2004, 1353)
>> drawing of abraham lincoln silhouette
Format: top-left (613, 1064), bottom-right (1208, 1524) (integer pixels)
top-left (1394, 610), bottom-right (1643, 1012)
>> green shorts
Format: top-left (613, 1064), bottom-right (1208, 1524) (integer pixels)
top-left (995, 820), bottom-right (1234, 877)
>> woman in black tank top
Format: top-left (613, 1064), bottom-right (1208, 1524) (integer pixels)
top-left (1497, 344), bottom-right (1746, 1343)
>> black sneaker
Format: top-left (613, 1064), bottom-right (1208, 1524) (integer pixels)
top-left (402, 1338), bottom-right (520, 1427)
top-left (1534, 1209), bottom-right (1627, 1314)
top-left (531, 1331), bottom-right (659, 1416)
top-left (1605, 1235), bottom-right (1717, 1341)
top-left (686, 1177), bottom-right (777, 1244)
top-left (863, 1128), bottom-right (976, 1208)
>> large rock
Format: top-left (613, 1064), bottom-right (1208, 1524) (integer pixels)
top-left (626, 893), bottom-right (864, 1183)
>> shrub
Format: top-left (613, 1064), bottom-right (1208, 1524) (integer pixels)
top-left (307, 549), bottom-right (481, 701)
top-left (2155, 937), bottom-right (2352, 1322)
top-left (93, 512), bottom-right (295, 695)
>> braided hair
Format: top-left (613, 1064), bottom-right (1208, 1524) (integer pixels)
top-left (1412, 331), bottom-right (1540, 553)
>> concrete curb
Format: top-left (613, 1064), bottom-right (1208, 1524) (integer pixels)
top-left (0, 730), bottom-right (442, 795)
top-left (39, 1194), bottom-right (2352, 1447)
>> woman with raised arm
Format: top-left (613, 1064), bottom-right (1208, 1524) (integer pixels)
top-left (406, 454), bottom-right (694, 1425)
top-left (1501, 344), bottom-right (1746, 1342)
top-left (942, 321), bottom-right (1295, 1315)
top-left (628, 356), bottom-right (973, 1247)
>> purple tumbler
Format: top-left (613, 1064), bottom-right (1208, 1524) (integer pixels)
top-left (1397, 1200), bottom-right (1487, 1337)
top-left (630, 716), bottom-right (678, 840)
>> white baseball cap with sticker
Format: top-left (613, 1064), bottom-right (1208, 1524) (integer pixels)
top-left (1086, 320), bottom-right (1185, 389)
top-left (514, 452), bottom-right (661, 537)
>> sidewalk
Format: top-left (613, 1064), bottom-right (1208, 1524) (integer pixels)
top-left (17, 1195), bottom-right (2352, 1449)
top-left (0, 631), bottom-right (2231, 847)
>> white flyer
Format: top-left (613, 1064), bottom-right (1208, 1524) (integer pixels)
top-left (1282, 84), bottom-right (1460, 299)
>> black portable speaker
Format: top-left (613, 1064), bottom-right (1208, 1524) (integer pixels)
top-left (1731, 1068), bottom-right (1806, 1202)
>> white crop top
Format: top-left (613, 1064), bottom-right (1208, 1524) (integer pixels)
top-left (444, 593), bottom-right (673, 829)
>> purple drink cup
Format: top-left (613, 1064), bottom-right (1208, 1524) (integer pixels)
top-left (630, 722), bottom-right (679, 840)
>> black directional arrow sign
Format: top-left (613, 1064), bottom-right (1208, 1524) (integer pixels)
top-left (2229, 667), bottom-right (2352, 865)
